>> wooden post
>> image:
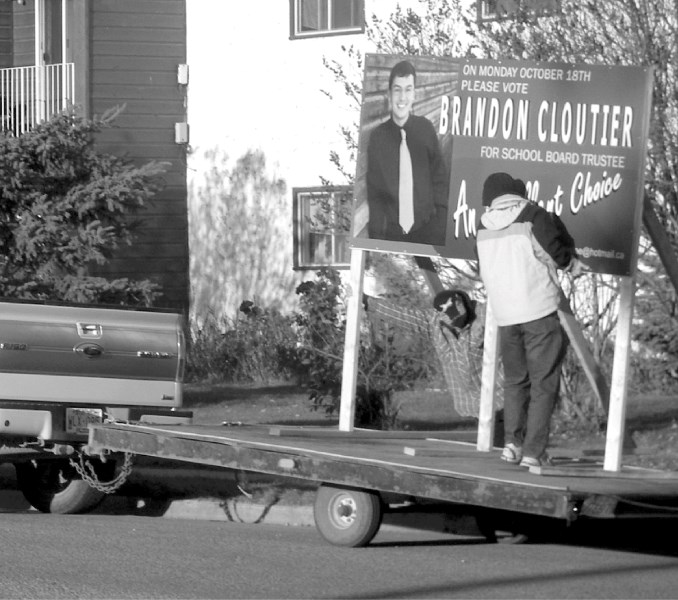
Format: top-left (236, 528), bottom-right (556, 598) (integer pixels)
top-left (338, 248), bottom-right (366, 431)
top-left (603, 276), bottom-right (635, 471)
top-left (477, 303), bottom-right (499, 451)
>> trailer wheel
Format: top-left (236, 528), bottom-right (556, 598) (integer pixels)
top-left (15, 459), bottom-right (109, 515)
top-left (314, 484), bottom-right (383, 547)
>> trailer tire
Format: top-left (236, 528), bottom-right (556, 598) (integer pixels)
top-left (15, 459), bottom-right (108, 515)
top-left (314, 484), bottom-right (382, 547)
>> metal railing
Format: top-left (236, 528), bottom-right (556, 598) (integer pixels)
top-left (0, 62), bottom-right (75, 135)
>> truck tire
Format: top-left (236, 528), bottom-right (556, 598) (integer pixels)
top-left (15, 459), bottom-right (108, 514)
top-left (314, 484), bottom-right (382, 547)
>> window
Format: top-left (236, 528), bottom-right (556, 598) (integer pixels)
top-left (477, 0), bottom-right (559, 22)
top-left (290, 0), bottom-right (364, 40)
top-left (293, 186), bottom-right (351, 270)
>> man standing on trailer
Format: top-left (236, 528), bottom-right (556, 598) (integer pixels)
top-left (476, 172), bottom-right (583, 468)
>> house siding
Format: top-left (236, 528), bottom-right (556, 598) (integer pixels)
top-left (11, 1), bottom-right (33, 66)
top-left (88, 0), bottom-right (189, 312)
top-left (0, 5), bottom-right (12, 68)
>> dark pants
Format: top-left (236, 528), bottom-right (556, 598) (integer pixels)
top-left (500, 312), bottom-right (568, 459)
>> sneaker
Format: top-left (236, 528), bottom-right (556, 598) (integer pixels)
top-left (501, 443), bottom-right (523, 464)
top-left (519, 453), bottom-right (553, 468)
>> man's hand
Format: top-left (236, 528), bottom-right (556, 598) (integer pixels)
top-left (567, 257), bottom-right (588, 277)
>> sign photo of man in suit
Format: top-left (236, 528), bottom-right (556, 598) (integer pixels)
top-left (364, 60), bottom-right (449, 247)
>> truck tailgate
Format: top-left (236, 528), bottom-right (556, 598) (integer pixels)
top-left (0, 302), bottom-right (183, 407)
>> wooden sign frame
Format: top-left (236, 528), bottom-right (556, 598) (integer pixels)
top-left (338, 249), bottom-right (636, 472)
top-left (337, 55), bottom-right (656, 473)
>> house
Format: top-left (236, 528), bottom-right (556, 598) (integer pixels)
top-left (0, 1), bottom-right (512, 321)
top-left (0, 0), bottom-right (189, 311)
top-left (186, 0), bottom-right (427, 322)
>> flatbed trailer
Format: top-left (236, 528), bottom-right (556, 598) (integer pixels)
top-left (87, 422), bottom-right (678, 546)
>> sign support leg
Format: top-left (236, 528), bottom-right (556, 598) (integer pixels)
top-left (603, 275), bottom-right (635, 471)
top-left (339, 248), bottom-right (365, 431)
top-left (477, 303), bottom-right (499, 451)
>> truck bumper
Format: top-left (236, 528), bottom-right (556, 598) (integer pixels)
top-left (0, 403), bottom-right (193, 444)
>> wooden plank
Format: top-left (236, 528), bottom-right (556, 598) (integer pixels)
top-left (413, 256), bottom-right (444, 295)
top-left (95, 0), bottom-right (185, 15)
top-left (92, 13), bottom-right (185, 29)
top-left (404, 446), bottom-right (467, 457)
top-left (339, 249), bottom-right (365, 431)
top-left (93, 28), bottom-right (184, 43)
top-left (93, 41), bottom-right (185, 58)
top-left (477, 304), bottom-right (499, 451)
top-left (643, 196), bottom-right (678, 294)
top-left (92, 56), bottom-right (184, 72)
top-left (535, 464), bottom-right (678, 480)
top-left (269, 426), bottom-right (475, 440)
top-left (558, 292), bottom-right (610, 412)
top-left (604, 276), bottom-right (635, 471)
top-left (426, 432), bottom-right (478, 443)
top-left (90, 85), bottom-right (183, 101)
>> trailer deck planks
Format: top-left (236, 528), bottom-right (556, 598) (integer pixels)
top-left (88, 422), bottom-right (678, 530)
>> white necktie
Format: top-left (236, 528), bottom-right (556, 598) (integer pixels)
top-left (399, 128), bottom-right (414, 233)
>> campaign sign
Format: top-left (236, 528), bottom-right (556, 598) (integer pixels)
top-left (351, 54), bottom-right (653, 276)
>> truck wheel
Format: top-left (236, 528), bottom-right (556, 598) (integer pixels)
top-left (314, 484), bottom-right (382, 547)
top-left (15, 459), bottom-right (109, 514)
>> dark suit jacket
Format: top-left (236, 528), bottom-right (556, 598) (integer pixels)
top-left (366, 115), bottom-right (449, 245)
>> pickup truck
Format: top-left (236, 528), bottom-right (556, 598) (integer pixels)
top-left (0, 299), bottom-right (191, 514)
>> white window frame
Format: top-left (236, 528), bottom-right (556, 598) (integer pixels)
top-left (477, 0), bottom-right (559, 22)
top-left (290, 0), bottom-right (364, 40)
top-left (35, 0), bottom-right (67, 66)
top-left (293, 186), bottom-right (351, 270)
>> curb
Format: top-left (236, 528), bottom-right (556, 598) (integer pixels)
top-left (0, 476), bottom-right (465, 534)
top-left (159, 497), bottom-right (477, 535)
top-left (1, 463), bottom-right (477, 534)
top-left (0, 462), bottom-right (318, 526)
top-left (163, 497), bottom-right (316, 527)
top-left (0, 489), bottom-right (317, 526)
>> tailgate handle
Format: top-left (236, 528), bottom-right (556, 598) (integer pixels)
top-left (77, 323), bottom-right (103, 338)
top-left (74, 343), bottom-right (104, 358)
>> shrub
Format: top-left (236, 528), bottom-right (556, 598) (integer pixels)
top-left (292, 268), bottom-right (434, 429)
top-left (184, 269), bottom-right (437, 430)
top-left (0, 106), bottom-right (165, 306)
top-left (185, 301), bottom-right (297, 384)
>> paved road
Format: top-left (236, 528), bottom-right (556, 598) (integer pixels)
top-left (1, 509), bottom-right (678, 599)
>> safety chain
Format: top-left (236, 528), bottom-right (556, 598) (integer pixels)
top-left (220, 471), bottom-right (283, 524)
top-left (69, 451), bottom-right (134, 494)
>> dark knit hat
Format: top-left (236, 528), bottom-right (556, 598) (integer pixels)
top-left (482, 172), bottom-right (524, 206)
top-left (513, 178), bottom-right (527, 199)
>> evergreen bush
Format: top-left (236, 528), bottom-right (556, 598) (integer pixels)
top-left (0, 106), bottom-right (165, 305)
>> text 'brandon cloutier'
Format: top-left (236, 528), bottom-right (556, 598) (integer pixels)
top-left (439, 96), bottom-right (635, 148)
